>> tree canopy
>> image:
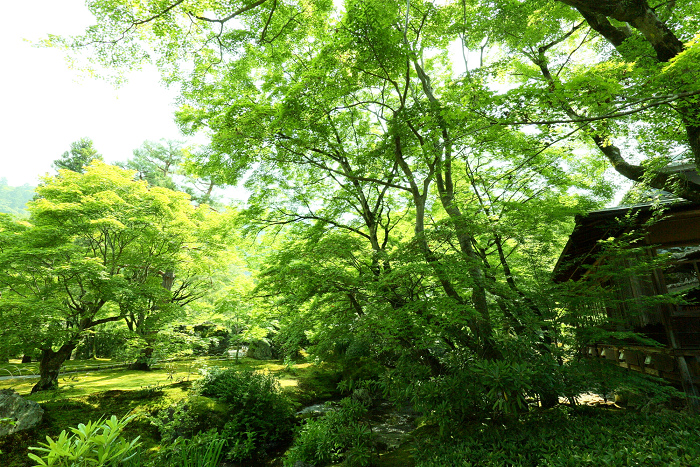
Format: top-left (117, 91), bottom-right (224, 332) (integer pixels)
top-left (118, 139), bottom-right (228, 205)
top-left (47, 0), bottom-right (700, 197)
top-left (53, 137), bottom-right (103, 173)
top-left (35, 0), bottom-right (700, 410)
top-left (0, 162), bottom-right (224, 392)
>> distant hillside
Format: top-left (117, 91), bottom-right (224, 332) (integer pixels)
top-left (0, 178), bottom-right (35, 217)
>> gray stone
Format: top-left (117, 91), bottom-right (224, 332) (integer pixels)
top-left (0, 389), bottom-right (44, 437)
top-left (296, 401), bottom-right (338, 419)
top-left (246, 339), bottom-right (273, 360)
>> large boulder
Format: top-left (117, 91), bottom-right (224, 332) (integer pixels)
top-left (0, 389), bottom-right (43, 437)
top-left (246, 339), bottom-right (274, 360)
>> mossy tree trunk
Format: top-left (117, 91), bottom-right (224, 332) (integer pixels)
top-left (31, 344), bottom-right (75, 393)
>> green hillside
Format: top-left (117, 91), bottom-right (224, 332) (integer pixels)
top-left (0, 178), bottom-right (34, 217)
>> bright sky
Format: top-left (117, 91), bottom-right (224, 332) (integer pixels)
top-left (0, 0), bottom-right (185, 187)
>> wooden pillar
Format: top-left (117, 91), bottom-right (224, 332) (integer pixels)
top-left (662, 306), bottom-right (700, 412)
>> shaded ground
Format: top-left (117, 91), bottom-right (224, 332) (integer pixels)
top-left (0, 357), bottom-right (323, 467)
top-left (3, 357), bottom-right (694, 467)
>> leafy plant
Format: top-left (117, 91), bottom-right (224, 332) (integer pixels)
top-left (472, 360), bottom-right (534, 414)
top-left (154, 429), bottom-right (226, 467)
top-left (27, 415), bottom-right (140, 467)
top-left (283, 355), bottom-right (296, 374)
top-left (197, 367), bottom-right (294, 461)
top-left (415, 407), bottom-right (700, 467)
top-left (284, 393), bottom-right (374, 467)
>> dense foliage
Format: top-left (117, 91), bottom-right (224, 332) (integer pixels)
top-left (7, 1), bottom-right (699, 465)
top-left (52, 138), bottom-right (102, 174)
top-left (285, 395), bottom-right (373, 467)
top-left (154, 367), bottom-right (295, 462)
top-left (0, 162), bottom-right (227, 391)
top-left (415, 407), bottom-right (700, 467)
top-left (117, 139), bottom-right (227, 206)
top-left (198, 368), bottom-right (295, 460)
top-left (34, 0), bottom-right (700, 416)
top-left (27, 415), bottom-right (140, 467)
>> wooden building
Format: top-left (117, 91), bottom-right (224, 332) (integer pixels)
top-left (553, 200), bottom-right (700, 405)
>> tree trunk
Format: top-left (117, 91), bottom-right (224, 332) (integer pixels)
top-left (129, 346), bottom-right (154, 371)
top-left (540, 391), bottom-right (559, 409)
top-left (561, 0), bottom-right (683, 61)
top-left (31, 344), bottom-right (75, 393)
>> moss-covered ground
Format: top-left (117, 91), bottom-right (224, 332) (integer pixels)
top-left (4, 357), bottom-right (700, 467)
top-left (0, 357), bottom-right (340, 467)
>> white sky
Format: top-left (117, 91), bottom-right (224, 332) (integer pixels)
top-left (0, 1), bottom-right (623, 207)
top-left (0, 0), bottom-right (185, 187)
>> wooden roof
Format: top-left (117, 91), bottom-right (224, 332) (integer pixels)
top-left (552, 200), bottom-right (700, 283)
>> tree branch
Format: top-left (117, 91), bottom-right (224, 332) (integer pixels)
top-left (189, 0), bottom-right (270, 25)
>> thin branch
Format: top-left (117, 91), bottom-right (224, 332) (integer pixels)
top-left (502, 89), bottom-right (700, 126)
top-left (190, 0), bottom-right (269, 25)
top-left (259, 0), bottom-right (277, 42)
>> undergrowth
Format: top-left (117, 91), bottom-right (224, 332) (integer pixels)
top-left (415, 406), bottom-right (700, 467)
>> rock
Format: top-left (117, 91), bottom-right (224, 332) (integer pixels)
top-left (246, 339), bottom-right (273, 360)
top-left (296, 402), bottom-right (338, 419)
top-left (0, 389), bottom-right (44, 437)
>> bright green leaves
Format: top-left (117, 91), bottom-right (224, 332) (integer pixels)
top-left (662, 33), bottom-right (700, 94)
top-left (0, 161), bottom-right (223, 375)
top-left (340, 0), bottom-right (406, 76)
top-left (561, 62), bottom-right (628, 116)
top-left (28, 415), bottom-right (140, 467)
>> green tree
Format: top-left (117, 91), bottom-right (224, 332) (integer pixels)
top-left (0, 162), bottom-right (219, 392)
top-left (452, 0), bottom-right (700, 198)
top-left (119, 139), bottom-right (182, 191)
top-left (119, 139), bottom-right (226, 206)
top-left (49, 0), bottom-right (678, 410)
top-left (53, 137), bottom-right (103, 173)
top-left (46, 0), bottom-right (700, 198)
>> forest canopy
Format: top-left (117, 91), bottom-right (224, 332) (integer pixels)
top-left (20, 0), bottom-right (700, 414)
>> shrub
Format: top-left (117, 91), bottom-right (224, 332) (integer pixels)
top-left (471, 360), bottom-right (534, 414)
top-left (295, 364), bottom-right (343, 402)
top-left (27, 415), bottom-right (140, 467)
top-left (153, 429), bottom-right (226, 467)
top-left (152, 395), bottom-right (228, 444)
top-left (273, 322), bottom-right (309, 360)
top-left (198, 367), bottom-right (295, 461)
top-left (414, 407), bottom-right (700, 467)
top-left (284, 393), bottom-right (374, 467)
top-left (382, 353), bottom-right (488, 433)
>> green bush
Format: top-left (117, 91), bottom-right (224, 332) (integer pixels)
top-left (153, 429), bottom-right (226, 467)
top-left (471, 359), bottom-right (534, 414)
top-left (284, 394), bottom-right (374, 467)
top-left (152, 395), bottom-right (228, 444)
top-left (295, 364), bottom-right (343, 402)
top-left (382, 354), bottom-right (488, 433)
top-left (415, 407), bottom-right (700, 467)
top-left (153, 368), bottom-right (294, 462)
top-left (198, 367), bottom-right (295, 461)
top-left (27, 415), bottom-right (140, 467)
